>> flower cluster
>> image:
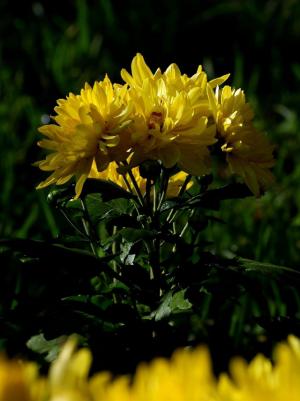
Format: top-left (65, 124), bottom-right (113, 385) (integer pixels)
top-left (1, 336), bottom-right (300, 401)
top-left (36, 54), bottom-right (275, 198)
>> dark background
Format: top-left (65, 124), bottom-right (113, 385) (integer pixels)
top-left (1, 0), bottom-right (300, 265)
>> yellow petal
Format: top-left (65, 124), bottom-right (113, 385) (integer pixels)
top-left (206, 84), bottom-right (218, 119)
top-left (209, 73), bottom-right (230, 88)
top-left (158, 143), bottom-right (180, 168)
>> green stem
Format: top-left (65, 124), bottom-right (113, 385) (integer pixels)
top-left (149, 237), bottom-right (161, 299)
top-left (119, 171), bottom-right (146, 225)
top-left (80, 199), bottom-right (97, 257)
top-left (179, 209), bottom-right (195, 238)
top-left (120, 171), bottom-right (133, 194)
top-left (166, 174), bottom-right (192, 224)
top-left (179, 174), bottom-right (192, 197)
top-left (172, 209), bottom-right (195, 252)
top-left (145, 177), bottom-right (153, 216)
top-left (60, 208), bottom-right (87, 238)
top-left (150, 197), bottom-right (162, 298)
top-left (111, 225), bottom-right (118, 304)
top-left (121, 161), bottom-right (145, 209)
top-left (152, 184), bottom-right (157, 214)
top-left (157, 169), bottom-right (170, 212)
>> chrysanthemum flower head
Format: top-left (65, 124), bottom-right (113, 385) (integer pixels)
top-left (90, 346), bottom-right (216, 401)
top-left (49, 336), bottom-right (92, 400)
top-left (120, 53), bottom-right (162, 89)
top-left (0, 357), bottom-right (44, 401)
top-left (121, 53), bottom-right (229, 97)
top-left (36, 54), bottom-right (275, 199)
top-left (207, 84), bottom-right (275, 196)
top-left (121, 54), bottom-right (229, 176)
top-left (35, 75), bottom-right (133, 198)
top-left (218, 335), bottom-right (300, 401)
top-left (218, 354), bottom-right (276, 401)
top-left (273, 335), bottom-right (300, 400)
top-left (2, 336), bottom-right (300, 400)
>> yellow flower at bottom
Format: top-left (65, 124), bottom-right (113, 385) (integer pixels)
top-left (273, 335), bottom-right (300, 400)
top-left (0, 357), bottom-right (44, 401)
top-left (207, 84), bottom-right (275, 196)
top-left (218, 335), bottom-right (300, 401)
top-left (90, 347), bottom-right (217, 401)
top-left (35, 75), bottom-right (133, 199)
top-left (49, 337), bottom-right (92, 401)
top-left (131, 347), bottom-right (216, 401)
top-left (2, 336), bottom-right (300, 401)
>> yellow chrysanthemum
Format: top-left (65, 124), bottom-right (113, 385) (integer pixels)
top-left (90, 161), bottom-right (193, 198)
top-left (218, 354), bottom-right (277, 401)
top-left (121, 53), bottom-right (229, 98)
top-left (48, 337), bottom-right (92, 401)
top-left (90, 347), bottom-right (217, 401)
top-left (218, 335), bottom-right (300, 401)
top-left (2, 336), bottom-right (300, 400)
top-left (130, 347), bottom-right (216, 401)
top-left (121, 54), bottom-right (229, 176)
top-left (36, 75), bottom-right (133, 199)
top-left (273, 335), bottom-right (300, 400)
top-left (120, 53), bottom-right (163, 89)
top-left (207, 84), bottom-right (275, 196)
top-left (0, 357), bottom-right (44, 401)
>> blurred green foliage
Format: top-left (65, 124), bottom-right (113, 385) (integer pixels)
top-left (0, 0), bottom-right (299, 263)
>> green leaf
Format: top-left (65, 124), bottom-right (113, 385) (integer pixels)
top-left (120, 242), bottom-right (136, 265)
top-left (188, 183), bottom-right (253, 210)
top-left (84, 194), bottom-right (133, 224)
top-left (26, 334), bottom-right (67, 362)
top-left (154, 292), bottom-right (172, 321)
top-left (235, 257), bottom-right (300, 280)
top-left (81, 179), bottom-right (134, 201)
top-left (0, 238), bottom-right (119, 280)
top-left (159, 199), bottom-right (183, 213)
top-left (117, 228), bottom-right (158, 243)
top-left (47, 186), bottom-right (75, 206)
top-left (154, 290), bottom-right (192, 321)
top-left (170, 289), bottom-right (192, 311)
top-left (84, 193), bottom-right (113, 222)
top-left (106, 214), bottom-right (139, 228)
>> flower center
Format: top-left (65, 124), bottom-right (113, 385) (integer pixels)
top-left (148, 111), bottom-right (164, 131)
top-left (98, 132), bottom-right (120, 154)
